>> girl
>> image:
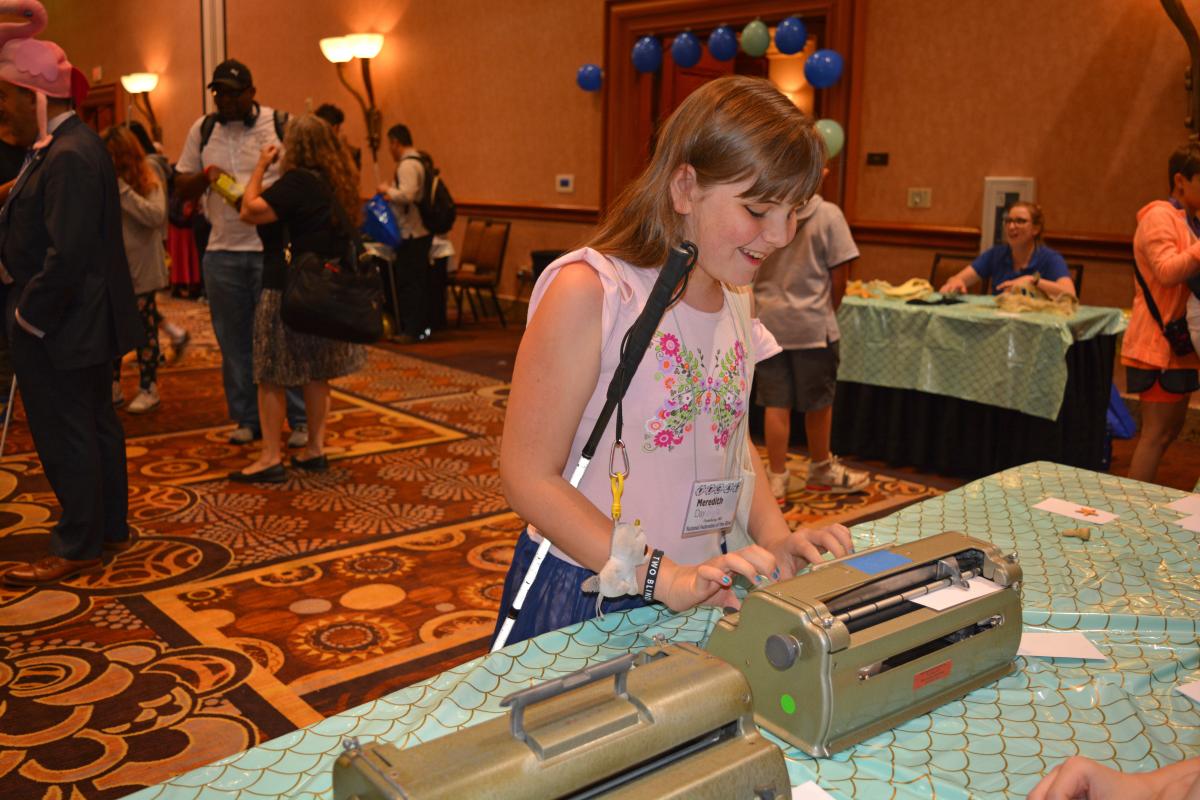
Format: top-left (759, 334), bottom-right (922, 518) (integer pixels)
top-left (103, 125), bottom-right (169, 413)
top-left (235, 114), bottom-right (367, 482)
top-left (494, 76), bottom-right (854, 647)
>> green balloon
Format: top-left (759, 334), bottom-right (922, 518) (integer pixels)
top-left (815, 118), bottom-right (844, 159)
top-left (741, 19), bottom-right (770, 57)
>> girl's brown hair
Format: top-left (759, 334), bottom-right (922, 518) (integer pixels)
top-left (1006, 200), bottom-right (1044, 244)
top-left (102, 125), bottom-right (157, 197)
top-left (588, 75), bottom-right (825, 269)
top-left (280, 113), bottom-right (362, 227)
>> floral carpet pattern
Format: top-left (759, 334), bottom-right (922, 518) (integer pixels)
top-left (0, 297), bottom-right (939, 799)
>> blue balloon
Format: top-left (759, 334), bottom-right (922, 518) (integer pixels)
top-left (805, 49), bottom-right (844, 89)
top-left (775, 16), bottom-right (808, 55)
top-left (671, 31), bottom-right (701, 69)
top-left (576, 63), bottom-right (602, 92)
top-left (631, 35), bottom-right (663, 73)
top-left (708, 25), bottom-right (737, 62)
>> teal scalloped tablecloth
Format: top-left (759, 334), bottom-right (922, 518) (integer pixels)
top-left (835, 295), bottom-right (1127, 420)
top-left (129, 462), bottom-right (1199, 799)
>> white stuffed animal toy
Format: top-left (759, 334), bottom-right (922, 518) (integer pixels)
top-left (582, 520), bottom-right (648, 616)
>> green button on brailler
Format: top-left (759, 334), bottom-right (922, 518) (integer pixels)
top-left (780, 693), bottom-right (796, 715)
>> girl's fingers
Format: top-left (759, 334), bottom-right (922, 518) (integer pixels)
top-left (717, 552), bottom-right (761, 583)
top-left (813, 525), bottom-right (852, 557)
top-left (730, 545), bottom-right (778, 578)
top-left (696, 563), bottom-right (731, 586)
top-left (788, 536), bottom-right (824, 566)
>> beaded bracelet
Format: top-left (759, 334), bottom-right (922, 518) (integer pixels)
top-left (642, 549), bottom-right (664, 603)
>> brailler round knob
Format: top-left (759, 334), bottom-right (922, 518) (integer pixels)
top-left (765, 634), bottom-right (801, 670)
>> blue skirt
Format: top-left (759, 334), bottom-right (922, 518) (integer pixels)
top-left (490, 529), bottom-right (650, 649)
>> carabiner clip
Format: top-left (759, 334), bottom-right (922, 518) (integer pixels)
top-left (609, 439), bottom-right (630, 478)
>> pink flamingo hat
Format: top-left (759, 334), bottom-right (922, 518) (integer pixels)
top-left (0, 1), bottom-right (86, 146)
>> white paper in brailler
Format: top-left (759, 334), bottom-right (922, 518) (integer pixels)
top-left (911, 576), bottom-right (1003, 612)
top-left (792, 781), bottom-right (836, 800)
top-left (1018, 632), bottom-right (1109, 662)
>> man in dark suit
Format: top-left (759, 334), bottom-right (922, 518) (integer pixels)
top-left (0, 40), bottom-right (143, 585)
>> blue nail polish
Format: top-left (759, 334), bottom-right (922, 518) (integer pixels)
top-left (720, 575), bottom-right (732, 586)
top-left (755, 574), bottom-right (767, 585)
top-left (772, 568), bottom-right (781, 581)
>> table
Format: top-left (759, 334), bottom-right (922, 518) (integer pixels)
top-left (832, 294), bottom-right (1127, 478)
top-left (132, 462), bottom-right (1199, 800)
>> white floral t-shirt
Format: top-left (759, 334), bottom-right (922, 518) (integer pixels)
top-left (526, 248), bottom-right (780, 566)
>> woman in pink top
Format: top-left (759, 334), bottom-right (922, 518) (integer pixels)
top-left (493, 77), bottom-right (853, 646)
top-left (1124, 141), bottom-right (1200, 484)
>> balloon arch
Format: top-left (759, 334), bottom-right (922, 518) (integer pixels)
top-left (576, 15), bottom-right (846, 159)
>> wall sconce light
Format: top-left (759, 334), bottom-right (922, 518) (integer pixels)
top-left (120, 72), bottom-right (162, 143)
top-left (320, 33), bottom-right (385, 171)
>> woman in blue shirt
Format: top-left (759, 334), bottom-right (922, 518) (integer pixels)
top-left (939, 202), bottom-right (1076, 298)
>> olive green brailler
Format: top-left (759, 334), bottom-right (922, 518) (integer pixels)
top-left (705, 532), bottom-right (1023, 757)
top-left (333, 642), bottom-right (792, 799)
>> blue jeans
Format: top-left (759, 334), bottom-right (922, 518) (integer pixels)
top-left (203, 251), bottom-right (305, 431)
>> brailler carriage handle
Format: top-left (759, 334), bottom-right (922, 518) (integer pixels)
top-left (500, 653), bottom-right (639, 742)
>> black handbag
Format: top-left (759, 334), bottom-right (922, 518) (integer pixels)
top-left (281, 180), bottom-right (384, 344)
top-left (1132, 263), bottom-right (1195, 357)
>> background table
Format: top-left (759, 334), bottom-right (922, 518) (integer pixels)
top-left (132, 462), bottom-right (1199, 800)
top-left (832, 294), bottom-right (1127, 477)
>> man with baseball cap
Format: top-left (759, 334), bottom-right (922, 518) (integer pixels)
top-left (0, 1), bottom-right (144, 585)
top-left (175, 59), bottom-right (307, 451)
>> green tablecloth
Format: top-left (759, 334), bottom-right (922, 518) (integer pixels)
top-left (835, 295), bottom-right (1127, 420)
top-left (131, 462), bottom-right (1199, 800)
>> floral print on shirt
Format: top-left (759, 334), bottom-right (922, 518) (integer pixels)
top-left (643, 330), bottom-right (748, 452)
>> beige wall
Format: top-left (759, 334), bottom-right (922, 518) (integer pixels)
top-left (225, 0), bottom-right (605, 205)
top-left (44, 0), bottom-right (204, 154)
top-left (852, 0), bottom-right (1183, 304)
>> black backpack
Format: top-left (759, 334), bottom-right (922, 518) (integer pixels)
top-left (199, 108), bottom-right (289, 150)
top-left (401, 152), bottom-right (456, 235)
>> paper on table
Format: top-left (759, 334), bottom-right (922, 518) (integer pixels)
top-left (1165, 494), bottom-right (1200, 516)
top-left (1169, 513), bottom-right (1200, 533)
top-left (1032, 497), bottom-right (1117, 524)
top-left (793, 782), bottom-right (836, 800)
top-left (1018, 632), bottom-right (1108, 662)
top-left (1177, 681), bottom-right (1200, 705)
top-left (911, 576), bottom-right (1003, 611)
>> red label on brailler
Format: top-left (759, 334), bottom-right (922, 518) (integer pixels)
top-left (913, 660), bottom-right (952, 689)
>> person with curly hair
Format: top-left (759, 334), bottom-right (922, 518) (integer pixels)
top-left (233, 114), bottom-right (367, 482)
top-left (103, 125), bottom-right (169, 412)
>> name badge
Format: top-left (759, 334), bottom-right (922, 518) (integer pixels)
top-left (682, 479), bottom-right (742, 537)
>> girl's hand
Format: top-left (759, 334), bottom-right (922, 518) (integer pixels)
top-left (257, 144), bottom-right (280, 168)
top-left (760, 524), bottom-right (853, 580)
top-left (654, 546), bottom-right (777, 612)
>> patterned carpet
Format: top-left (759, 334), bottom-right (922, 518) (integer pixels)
top-left (0, 296), bottom-right (939, 799)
